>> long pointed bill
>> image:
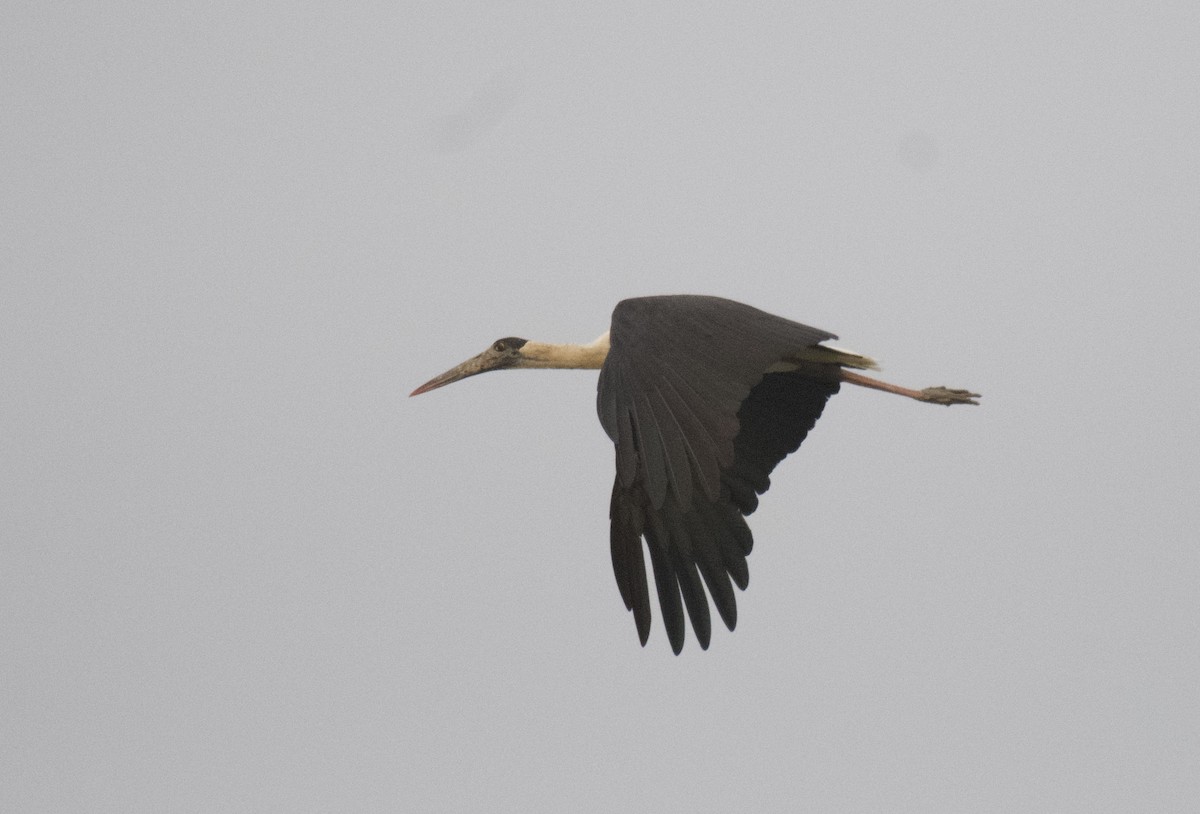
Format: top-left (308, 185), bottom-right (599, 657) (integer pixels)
top-left (409, 350), bottom-right (501, 396)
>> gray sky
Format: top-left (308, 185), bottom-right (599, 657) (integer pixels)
top-left (4, 3), bottom-right (1198, 812)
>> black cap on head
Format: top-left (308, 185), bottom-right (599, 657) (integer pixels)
top-left (492, 337), bottom-right (528, 352)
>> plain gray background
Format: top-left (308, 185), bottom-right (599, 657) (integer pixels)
top-left (4, 3), bottom-right (1198, 812)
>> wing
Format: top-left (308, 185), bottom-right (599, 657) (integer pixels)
top-left (597, 295), bottom-right (840, 653)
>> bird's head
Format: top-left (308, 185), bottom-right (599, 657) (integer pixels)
top-left (409, 337), bottom-right (530, 396)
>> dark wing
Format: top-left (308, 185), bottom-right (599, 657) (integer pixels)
top-left (597, 295), bottom-right (840, 653)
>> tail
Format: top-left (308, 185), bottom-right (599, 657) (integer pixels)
top-left (794, 343), bottom-right (881, 371)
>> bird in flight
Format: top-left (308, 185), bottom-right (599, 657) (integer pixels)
top-left (411, 295), bottom-right (979, 653)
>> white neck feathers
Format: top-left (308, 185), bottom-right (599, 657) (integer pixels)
top-left (520, 332), bottom-right (609, 370)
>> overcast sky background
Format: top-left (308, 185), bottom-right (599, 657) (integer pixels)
top-left (4, 3), bottom-right (1199, 812)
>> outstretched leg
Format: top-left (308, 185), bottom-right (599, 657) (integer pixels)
top-left (840, 370), bottom-right (980, 406)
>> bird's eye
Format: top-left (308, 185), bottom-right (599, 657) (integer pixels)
top-left (493, 340), bottom-right (507, 352)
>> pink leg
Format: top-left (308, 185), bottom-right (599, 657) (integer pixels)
top-left (840, 371), bottom-right (980, 406)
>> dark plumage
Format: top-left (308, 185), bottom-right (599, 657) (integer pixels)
top-left (411, 294), bottom-right (979, 653)
top-left (599, 296), bottom-right (840, 653)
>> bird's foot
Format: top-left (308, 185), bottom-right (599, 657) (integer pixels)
top-left (918, 386), bottom-right (981, 406)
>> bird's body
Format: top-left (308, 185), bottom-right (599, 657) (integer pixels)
top-left (411, 295), bottom-right (978, 653)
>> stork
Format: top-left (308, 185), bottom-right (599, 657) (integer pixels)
top-left (411, 295), bottom-right (979, 653)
